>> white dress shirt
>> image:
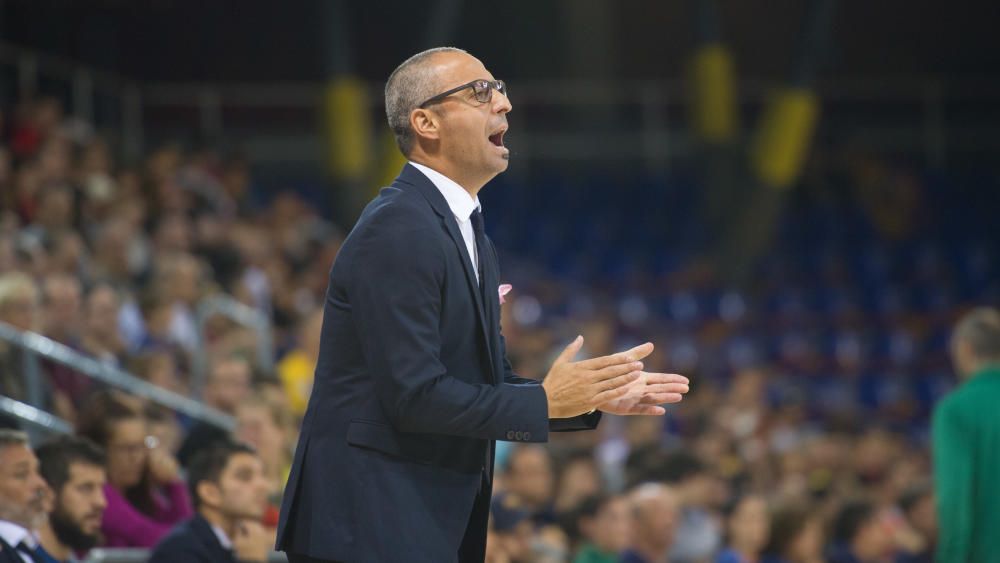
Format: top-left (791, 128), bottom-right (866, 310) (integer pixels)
top-left (409, 161), bottom-right (483, 282)
top-left (0, 520), bottom-right (38, 563)
top-left (211, 524), bottom-right (233, 550)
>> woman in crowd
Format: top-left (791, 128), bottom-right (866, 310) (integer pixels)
top-left (77, 390), bottom-right (192, 547)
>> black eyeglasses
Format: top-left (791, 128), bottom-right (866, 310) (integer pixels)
top-left (418, 79), bottom-right (507, 108)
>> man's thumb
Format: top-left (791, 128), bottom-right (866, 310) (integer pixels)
top-left (554, 335), bottom-right (584, 365)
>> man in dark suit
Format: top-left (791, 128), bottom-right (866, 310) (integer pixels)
top-left (0, 429), bottom-right (49, 563)
top-left (276, 47), bottom-right (690, 563)
top-left (150, 440), bottom-right (273, 563)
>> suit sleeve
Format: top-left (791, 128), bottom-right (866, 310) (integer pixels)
top-left (489, 236), bottom-right (601, 433)
top-left (498, 331), bottom-right (601, 432)
top-left (351, 211), bottom-right (550, 442)
top-left (933, 396), bottom-right (973, 562)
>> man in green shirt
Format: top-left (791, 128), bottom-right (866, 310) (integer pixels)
top-left (933, 307), bottom-right (1000, 562)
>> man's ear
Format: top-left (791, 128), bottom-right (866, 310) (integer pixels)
top-left (197, 480), bottom-right (222, 509)
top-left (410, 108), bottom-right (441, 142)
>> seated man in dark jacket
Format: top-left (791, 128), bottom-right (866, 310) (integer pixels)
top-left (150, 439), bottom-right (273, 563)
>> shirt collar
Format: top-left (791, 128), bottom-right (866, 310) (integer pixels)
top-left (210, 524), bottom-right (233, 550)
top-left (0, 520), bottom-right (37, 549)
top-left (409, 161), bottom-right (481, 222)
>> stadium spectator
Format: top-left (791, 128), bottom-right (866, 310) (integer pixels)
top-left (661, 452), bottom-right (724, 562)
top-left (39, 274), bottom-right (91, 417)
top-left (177, 355), bottom-right (253, 467)
top-left (0, 429), bottom-right (49, 563)
top-left (716, 494), bottom-right (770, 563)
top-left (76, 390), bottom-right (192, 548)
top-left (826, 500), bottom-right (895, 563)
top-left (761, 503), bottom-right (824, 563)
top-left (570, 493), bottom-right (631, 563)
top-left (276, 309), bottom-right (323, 418)
top-left (149, 439), bottom-right (272, 563)
top-left (40, 274), bottom-right (82, 347)
top-left (79, 283), bottom-right (127, 365)
top-left (502, 445), bottom-right (557, 526)
top-left (896, 483), bottom-right (935, 563)
top-left (933, 306), bottom-right (1000, 562)
top-left (0, 272), bottom-right (54, 410)
top-left (234, 391), bottom-right (293, 505)
top-left (488, 494), bottom-right (534, 563)
top-left (622, 483), bottom-right (680, 563)
top-left (553, 450), bottom-right (603, 515)
top-left (34, 435), bottom-right (108, 563)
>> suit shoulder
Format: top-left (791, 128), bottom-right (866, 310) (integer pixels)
top-left (351, 188), bottom-right (443, 251)
top-left (149, 521), bottom-right (208, 559)
top-left (359, 186), bottom-right (435, 227)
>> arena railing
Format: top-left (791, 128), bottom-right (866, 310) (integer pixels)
top-left (0, 395), bottom-right (74, 445)
top-left (0, 321), bottom-right (235, 432)
top-left (82, 548), bottom-right (289, 562)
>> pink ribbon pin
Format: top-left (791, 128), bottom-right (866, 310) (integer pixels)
top-left (498, 284), bottom-right (512, 304)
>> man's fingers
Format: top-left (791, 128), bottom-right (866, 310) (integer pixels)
top-left (599, 371), bottom-right (641, 393)
top-left (593, 385), bottom-right (631, 405)
top-left (591, 361), bottom-right (644, 382)
top-left (553, 335), bottom-right (584, 366)
top-left (630, 405), bottom-right (667, 416)
top-left (592, 371), bottom-right (639, 405)
top-left (639, 392), bottom-right (684, 404)
top-left (641, 372), bottom-right (689, 385)
top-left (642, 383), bottom-right (690, 395)
top-left (579, 342), bottom-right (654, 370)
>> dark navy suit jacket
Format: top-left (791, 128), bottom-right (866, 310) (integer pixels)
top-left (148, 514), bottom-right (236, 563)
top-left (0, 535), bottom-right (37, 563)
top-left (275, 164), bottom-right (600, 562)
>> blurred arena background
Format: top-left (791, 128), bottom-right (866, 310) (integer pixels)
top-left (1, 1), bottom-right (998, 562)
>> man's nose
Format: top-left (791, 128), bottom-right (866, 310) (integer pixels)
top-left (493, 90), bottom-right (512, 114)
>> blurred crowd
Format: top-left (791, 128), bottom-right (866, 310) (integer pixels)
top-left (0, 92), bottom-right (978, 562)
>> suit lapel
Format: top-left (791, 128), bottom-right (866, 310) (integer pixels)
top-left (395, 164), bottom-right (497, 383)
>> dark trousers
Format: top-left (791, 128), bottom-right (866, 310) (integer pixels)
top-left (457, 479), bottom-right (491, 563)
top-left (286, 479), bottom-right (491, 563)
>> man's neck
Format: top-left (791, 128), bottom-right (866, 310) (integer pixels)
top-left (967, 362), bottom-right (1000, 380)
top-left (37, 520), bottom-right (71, 561)
top-left (407, 156), bottom-right (485, 198)
top-left (199, 507), bottom-right (236, 541)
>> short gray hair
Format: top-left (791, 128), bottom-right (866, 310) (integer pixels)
top-left (385, 47), bottom-right (467, 156)
top-left (0, 429), bottom-right (29, 453)
top-left (953, 307), bottom-right (1000, 364)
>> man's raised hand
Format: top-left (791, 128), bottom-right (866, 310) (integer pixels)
top-left (541, 337), bottom-right (654, 418)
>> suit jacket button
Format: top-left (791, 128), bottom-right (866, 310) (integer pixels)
top-left (523, 431), bottom-right (531, 441)
top-left (506, 430), bottom-right (515, 440)
top-left (514, 431), bottom-right (523, 440)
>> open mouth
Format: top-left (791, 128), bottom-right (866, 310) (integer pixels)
top-left (489, 127), bottom-right (507, 148)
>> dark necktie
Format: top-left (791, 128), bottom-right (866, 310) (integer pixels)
top-left (470, 209), bottom-right (486, 293)
top-left (470, 208), bottom-right (495, 484)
